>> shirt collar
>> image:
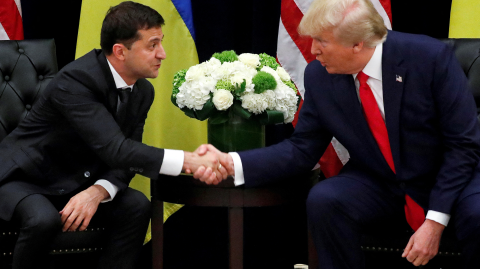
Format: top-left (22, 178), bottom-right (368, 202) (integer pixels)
top-left (106, 58), bottom-right (134, 90)
top-left (353, 42), bottom-right (383, 81)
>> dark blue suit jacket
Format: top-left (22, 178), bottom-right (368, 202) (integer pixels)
top-left (239, 31), bottom-right (480, 216)
top-left (0, 49), bottom-right (164, 220)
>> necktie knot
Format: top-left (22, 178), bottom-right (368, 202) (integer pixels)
top-left (118, 88), bottom-right (131, 103)
top-left (357, 71), bottom-right (369, 85)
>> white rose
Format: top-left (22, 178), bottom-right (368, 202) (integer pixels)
top-left (185, 65), bottom-right (205, 81)
top-left (238, 53), bottom-right (260, 69)
top-left (276, 66), bottom-right (291, 81)
top-left (213, 89), bottom-right (234, 110)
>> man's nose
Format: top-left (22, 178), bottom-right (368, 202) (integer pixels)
top-left (157, 45), bottom-right (166, 60)
top-left (311, 41), bottom-right (322, 56)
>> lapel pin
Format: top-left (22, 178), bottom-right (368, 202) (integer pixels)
top-left (396, 75), bottom-right (403, 82)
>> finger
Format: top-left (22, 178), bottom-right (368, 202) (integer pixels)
top-left (195, 144), bottom-right (209, 155)
top-left (402, 237), bottom-right (414, 258)
top-left (62, 214), bottom-right (78, 232)
top-left (60, 205), bottom-right (74, 225)
top-left (193, 166), bottom-right (206, 179)
top-left (185, 168), bottom-right (192, 174)
top-left (200, 167), bottom-right (213, 183)
top-left (207, 171), bottom-right (217, 185)
top-left (79, 214), bottom-right (93, 232)
top-left (218, 166), bottom-right (228, 180)
top-left (69, 216), bottom-right (84, 232)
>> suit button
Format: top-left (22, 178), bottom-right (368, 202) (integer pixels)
top-left (129, 167), bottom-right (134, 172)
top-left (138, 168), bottom-right (143, 173)
top-left (58, 189), bottom-right (65, 194)
top-left (84, 171), bottom-right (90, 178)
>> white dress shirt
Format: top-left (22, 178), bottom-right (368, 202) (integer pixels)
top-left (95, 60), bottom-right (184, 202)
top-left (231, 43), bottom-right (450, 226)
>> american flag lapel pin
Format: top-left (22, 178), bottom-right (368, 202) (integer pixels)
top-left (396, 75), bottom-right (403, 82)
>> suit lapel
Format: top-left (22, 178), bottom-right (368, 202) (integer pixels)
top-left (382, 33), bottom-right (406, 174)
top-left (332, 74), bottom-right (381, 155)
top-left (96, 50), bottom-right (119, 115)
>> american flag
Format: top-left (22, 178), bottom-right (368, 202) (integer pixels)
top-left (0, 0), bottom-right (24, 40)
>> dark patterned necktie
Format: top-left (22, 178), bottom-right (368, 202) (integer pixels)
top-left (117, 88), bottom-right (131, 126)
top-left (357, 71), bottom-right (425, 231)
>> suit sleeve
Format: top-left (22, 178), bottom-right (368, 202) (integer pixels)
top-left (238, 65), bottom-right (333, 187)
top-left (429, 45), bottom-right (480, 214)
top-left (50, 70), bottom-right (164, 186)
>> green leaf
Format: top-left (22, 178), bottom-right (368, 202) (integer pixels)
top-left (232, 101), bottom-right (252, 120)
top-left (257, 110), bottom-right (285, 125)
top-left (171, 94), bottom-right (179, 108)
top-left (195, 99), bottom-right (216, 121)
top-left (234, 79), bottom-right (247, 95)
top-left (208, 111), bottom-right (229, 124)
top-left (181, 107), bottom-right (196, 118)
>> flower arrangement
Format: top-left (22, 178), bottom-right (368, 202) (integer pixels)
top-left (171, 50), bottom-right (300, 125)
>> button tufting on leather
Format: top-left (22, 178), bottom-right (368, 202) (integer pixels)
top-left (25, 104), bottom-right (32, 110)
top-left (4, 76), bottom-right (10, 81)
top-left (38, 75), bottom-right (44, 80)
top-left (18, 48), bottom-right (24, 53)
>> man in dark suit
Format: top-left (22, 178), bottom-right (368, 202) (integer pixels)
top-left (0, 2), bottom-right (224, 269)
top-left (194, 0), bottom-right (480, 268)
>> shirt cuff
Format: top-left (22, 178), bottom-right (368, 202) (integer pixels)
top-left (159, 149), bottom-right (184, 176)
top-left (426, 210), bottom-right (450, 226)
top-left (229, 152), bottom-right (244, 186)
top-left (94, 179), bottom-right (119, 203)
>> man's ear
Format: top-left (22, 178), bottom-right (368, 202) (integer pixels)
top-left (353, 41), bottom-right (364, 53)
top-left (112, 44), bottom-right (126, 61)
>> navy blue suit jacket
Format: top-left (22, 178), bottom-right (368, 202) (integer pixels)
top-left (239, 31), bottom-right (480, 215)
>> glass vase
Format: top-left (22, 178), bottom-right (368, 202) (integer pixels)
top-left (207, 113), bottom-right (265, 152)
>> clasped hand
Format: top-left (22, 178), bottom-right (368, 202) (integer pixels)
top-left (184, 144), bottom-right (234, 185)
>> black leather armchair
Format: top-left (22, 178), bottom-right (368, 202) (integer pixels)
top-left (361, 38), bottom-right (480, 269)
top-left (0, 39), bottom-right (107, 268)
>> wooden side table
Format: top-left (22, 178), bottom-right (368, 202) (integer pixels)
top-left (151, 172), bottom-right (318, 269)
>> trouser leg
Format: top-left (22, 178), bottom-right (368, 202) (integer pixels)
top-left (306, 176), bottom-right (406, 269)
top-left (452, 192), bottom-right (480, 268)
top-left (96, 187), bottom-right (151, 269)
top-left (11, 194), bottom-right (62, 269)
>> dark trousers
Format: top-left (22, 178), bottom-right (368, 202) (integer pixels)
top-left (306, 175), bottom-right (480, 269)
top-left (11, 187), bottom-right (151, 269)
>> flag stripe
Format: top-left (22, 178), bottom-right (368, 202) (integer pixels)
top-left (281, 0), bottom-right (315, 63)
top-left (171, 0), bottom-right (196, 41)
top-left (0, 0), bottom-right (24, 40)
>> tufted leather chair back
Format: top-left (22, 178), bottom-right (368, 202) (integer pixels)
top-left (442, 38), bottom-right (480, 112)
top-left (0, 39), bottom-right (57, 141)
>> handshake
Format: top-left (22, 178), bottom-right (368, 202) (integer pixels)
top-left (182, 144), bottom-right (235, 185)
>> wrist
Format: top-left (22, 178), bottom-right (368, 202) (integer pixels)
top-left (89, 185), bottom-right (110, 201)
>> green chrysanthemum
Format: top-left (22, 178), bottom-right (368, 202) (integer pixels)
top-left (258, 53), bottom-right (279, 70)
top-left (215, 79), bottom-right (235, 91)
top-left (212, 50), bottom-right (238, 63)
top-left (252, 71), bottom-right (277, 94)
top-left (284, 80), bottom-right (298, 94)
top-left (172, 69), bottom-right (187, 98)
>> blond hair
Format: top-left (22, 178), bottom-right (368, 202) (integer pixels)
top-left (298, 0), bottom-right (387, 47)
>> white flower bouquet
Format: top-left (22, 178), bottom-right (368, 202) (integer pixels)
top-left (171, 50), bottom-right (300, 125)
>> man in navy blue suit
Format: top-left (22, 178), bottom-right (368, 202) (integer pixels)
top-left (194, 0), bottom-right (480, 268)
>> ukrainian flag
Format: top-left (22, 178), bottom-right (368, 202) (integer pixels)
top-left (76, 0), bottom-right (206, 237)
top-left (449, 0), bottom-right (480, 38)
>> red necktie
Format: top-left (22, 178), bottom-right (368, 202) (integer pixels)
top-left (357, 71), bottom-right (425, 231)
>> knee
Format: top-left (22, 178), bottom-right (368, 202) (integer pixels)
top-left (118, 189), bottom-right (151, 220)
top-left (22, 209), bottom-right (62, 235)
top-left (306, 182), bottom-right (342, 222)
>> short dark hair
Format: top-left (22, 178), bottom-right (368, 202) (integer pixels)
top-left (100, 1), bottom-right (165, 55)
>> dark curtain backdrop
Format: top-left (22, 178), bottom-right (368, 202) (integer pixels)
top-left (19, 0), bottom-right (453, 268)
